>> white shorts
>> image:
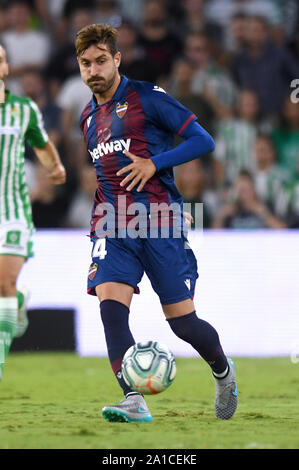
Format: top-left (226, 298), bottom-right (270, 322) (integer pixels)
top-left (0, 222), bottom-right (34, 258)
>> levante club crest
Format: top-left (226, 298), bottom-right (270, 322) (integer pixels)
top-left (116, 101), bottom-right (128, 119)
top-left (88, 263), bottom-right (98, 280)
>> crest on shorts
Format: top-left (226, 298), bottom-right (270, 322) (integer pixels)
top-left (6, 230), bottom-right (21, 246)
top-left (116, 101), bottom-right (128, 119)
top-left (88, 263), bottom-right (98, 280)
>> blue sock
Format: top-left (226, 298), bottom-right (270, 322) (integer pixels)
top-left (167, 312), bottom-right (228, 374)
top-left (100, 299), bottom-right (136, 396)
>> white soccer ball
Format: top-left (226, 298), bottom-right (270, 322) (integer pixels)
top-left (121, 341), bottom-right (177, 395)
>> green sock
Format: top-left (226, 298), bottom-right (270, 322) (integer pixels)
top-left (0, 298), bottom-right (18, 377)
top-left (17, 290), bottom-right (25, 310)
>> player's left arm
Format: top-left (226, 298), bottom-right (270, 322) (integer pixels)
top-left (117, 87), bottom-right (215, 192)
top-left (117, 121), bottom-right (215, 192)
top-left (25, 99), bottom-right (66, 185)
top-left (150, 120), bottom-right (215, 171)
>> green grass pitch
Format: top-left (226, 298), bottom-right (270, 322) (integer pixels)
top-left (0, 353), bottom-right (298, 449)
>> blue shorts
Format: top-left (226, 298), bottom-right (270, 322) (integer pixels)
top-left (87, 230), bottom-right (198, 305)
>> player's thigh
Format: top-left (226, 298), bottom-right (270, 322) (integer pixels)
top-left (143, 232), bottom-right (198, 307)
top-left (87, 236), bottom-right (144, 307)
top-left (96, 282), bottom-right (134, 308)
top-left (162, 298), bottom-right (195, 319)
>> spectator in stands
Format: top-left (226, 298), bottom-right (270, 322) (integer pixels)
top-left (165, 57), bottom-right (215, 179)
top-left (184, 32), bottom-right (237, 120)
top-left (180, 0), bottom-right (208, 35)
top-left (56, 74), bottom-right (91, 171)
top-left (275, 180), bottom-right (299, 228)
top-left (36, 1), bottom-right (95, 48)
top-left (253, 134), bottom-right (290, 216)
top-left (137, 0), bottom-right (182, 79)
top-left (231, 15), bottom-right (299, 117)
top-left (118, 20), bottom-right (159, 83)
top-left (272, 98), bottom-right (299, 179)
top-left (118, 0), bottom-right (146, 26)
top-left (226, 12), bottom-right (249, 53)
top-left (33, 0), bottom-right (68, 27)
top-left (212, 170), bottom-right (286, 229)
top-left (166, 57), bottom-right (215, 135)
top-left (33, 0), bottom-right (69, 39)
top-left (213, 90), bottom-right (261, 187)
top-left (204, 0), bottom-right (282, 37)
top-left (30, 163), bottom-right (70, 228)
top-left (180, 0), bottom-right (224, 64)
top-left (65, 165), bottom-right (97, 229)
top-left (1, 0), bottom-right (51, 94)
top-left (46, 7), bottom-right (92, 98)
top-left (93, 0), bottom-right (122, 28)
top-left (19, 69), bottom-right (62, 149)
top-left (271, 0), bottom-right (299, 44)
top-left (175, 159), bottom-right (218, 229)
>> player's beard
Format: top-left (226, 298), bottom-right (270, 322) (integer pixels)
top-left (88, 67), bottom-right (118, 96)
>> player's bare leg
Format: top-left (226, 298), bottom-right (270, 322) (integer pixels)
top-left (0, 256), bottom-right (26, 380)
top-left (162, 298), bottom-right (238, 420)
top-left (96, 282), bottom-right (152, 422)
top-left (96, 281), bottom-right (134, 307)
top-left (162, 298), bottom-right (195, 318)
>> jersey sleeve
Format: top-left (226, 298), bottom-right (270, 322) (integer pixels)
top-left (147, 86), bottom-right (197, 136)
top-left (25, 99), bottom-right (49, 148)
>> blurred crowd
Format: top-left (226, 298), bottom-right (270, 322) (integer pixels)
top-left (1, 0), bottom-right (299, 230)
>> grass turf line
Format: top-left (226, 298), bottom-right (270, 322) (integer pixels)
top-left (0, 353), bottom-right (298, 449)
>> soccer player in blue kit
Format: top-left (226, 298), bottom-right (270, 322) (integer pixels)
top-left (76, 24), bottom-right (238, 422)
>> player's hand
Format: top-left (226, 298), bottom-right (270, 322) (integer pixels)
top-left (116, 150), bottom-right (156, 192)
top-left (184, 211), bottom-right (194, 228)
top-left (48, 163), bottom-right (66, 185)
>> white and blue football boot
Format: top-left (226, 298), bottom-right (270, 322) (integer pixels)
top-left (214, 358), bottom-right (238, 420)
top-left (102, 393), bottom-right (153, 423)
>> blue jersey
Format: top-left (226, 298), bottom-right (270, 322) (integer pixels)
top-left (80, 76), bottom-right (197, 235)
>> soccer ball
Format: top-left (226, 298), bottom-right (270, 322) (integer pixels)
top-left (121, 341), bottom-right (177, 395)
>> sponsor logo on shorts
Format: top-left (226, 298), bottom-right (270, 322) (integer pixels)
top-left (88, 263), bottom-right (98, 280)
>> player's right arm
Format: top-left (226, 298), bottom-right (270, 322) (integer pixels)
top-left (25, 98), bottom-right (66, 185)
top-left (33, 140), bottom-right (66, 185)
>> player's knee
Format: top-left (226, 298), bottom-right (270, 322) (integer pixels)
top-left (0, 277), bottom-right (17, 297)
top-left (167, 314), bottom-right (195, 341)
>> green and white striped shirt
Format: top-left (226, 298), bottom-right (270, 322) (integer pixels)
top-left (214, 118), bottom-right (257, 184)
top-left (0, 90), bottom-right (48, 230)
